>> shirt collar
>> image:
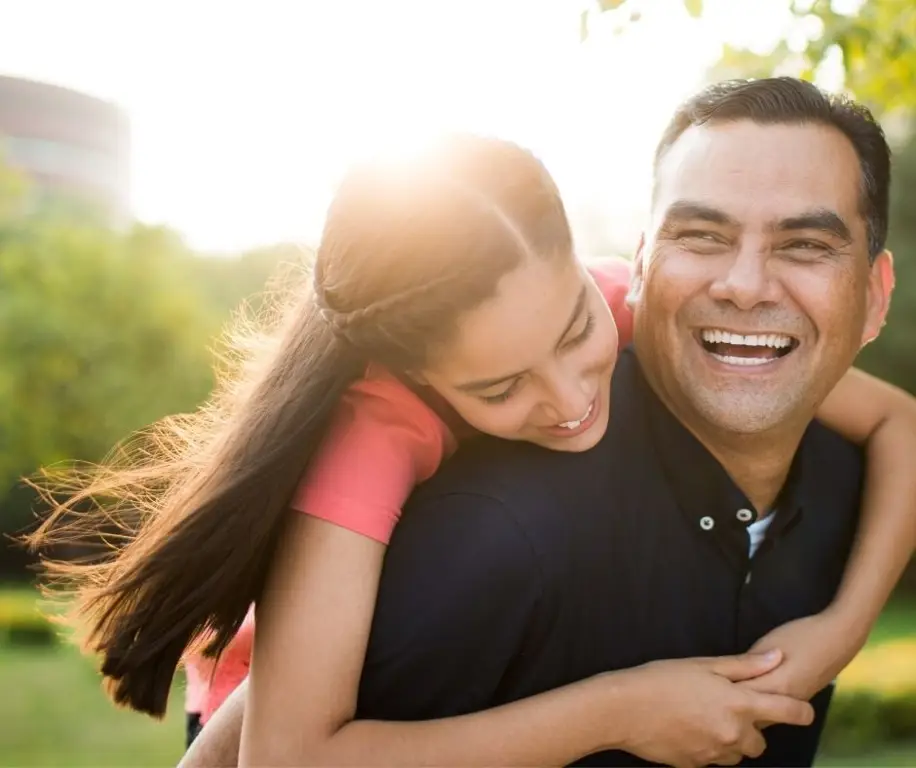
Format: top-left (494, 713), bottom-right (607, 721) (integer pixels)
top-left (619, 348), bottom-right (808, 559)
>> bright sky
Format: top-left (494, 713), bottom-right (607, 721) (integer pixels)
top-left (0, 0), bottom-right (798, 254)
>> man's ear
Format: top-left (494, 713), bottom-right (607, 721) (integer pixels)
top-left (861, 249), bottom-right (895, 347)
top-left (626, 234), bottom-right (646, 309)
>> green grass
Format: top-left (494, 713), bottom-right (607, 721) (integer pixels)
top-left (0, 644), bottom-right (184, 767)
top-left (817, 743), bottom-right (916, 766)
top-left (865, 598), bottom-right (916, 646)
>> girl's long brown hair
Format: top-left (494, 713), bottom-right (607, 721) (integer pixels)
top-left (26, 134), bottom-right (574, 717)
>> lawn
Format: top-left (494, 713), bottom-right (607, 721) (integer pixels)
top-left (0, 645), bottom-right (184, 767)
top-left (1, 588), bottom-right (915, 767)
top-left (818, 744), bottom-right (916, 767)
top-left (0, 586), bottom-right (185, 766)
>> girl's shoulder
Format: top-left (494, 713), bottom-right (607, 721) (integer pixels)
top-left (289, 366), bottom-right (457, 544)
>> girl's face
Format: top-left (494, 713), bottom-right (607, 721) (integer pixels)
top-left (419, 256), bottom-right (619, 453)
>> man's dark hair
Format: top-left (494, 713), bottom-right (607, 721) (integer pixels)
top-left (654, 77), bottom-right (891, 261)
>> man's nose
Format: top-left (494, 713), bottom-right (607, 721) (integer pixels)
top-left (708, 244), bottom-right (781, 309)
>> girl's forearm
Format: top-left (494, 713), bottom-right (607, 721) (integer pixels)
top-left (830, 416), bottom-right (916, 640)
top-left (242, 673), bottom-right (627, 768)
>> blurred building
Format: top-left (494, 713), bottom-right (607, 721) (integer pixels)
top-left (0, 74), bottom-right (130, 223)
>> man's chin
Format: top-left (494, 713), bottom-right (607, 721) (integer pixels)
top-left (691, 395), bottom-right (797, 436)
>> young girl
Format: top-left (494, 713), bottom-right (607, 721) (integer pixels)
top-left (32, 134), bottom-right (916, 767)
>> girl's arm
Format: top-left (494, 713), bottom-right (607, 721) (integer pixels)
top-left (745, 367), bottom-right (916, 701)
top-left (815, 366), bottom-right (916, 636)
top-left (240, 513), bottom-right (620, 767)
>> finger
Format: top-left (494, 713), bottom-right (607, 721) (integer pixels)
top-left (710, 748), bottom-right (743, 766)
top-left (739, 668), bottom-right (790, 697)
top-left (740, 727), bottom-right (767, 759)
top-left (706, 650), bottom-right (783, 681)
top-left (750, 693), bottom-right (815, 727)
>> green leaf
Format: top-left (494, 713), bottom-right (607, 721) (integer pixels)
top-left (683, 0), bottom-right (703, 18)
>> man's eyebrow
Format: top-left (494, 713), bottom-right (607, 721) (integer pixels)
top-left (776, 209), bottom-right (852, 242)
top-left (455, 286), bottom-right (588, 393)
top-left (661, 200), bottom-right (739, 227)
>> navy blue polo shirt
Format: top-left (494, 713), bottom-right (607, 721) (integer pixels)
top-left (356, 348), bottom-right (863, 766)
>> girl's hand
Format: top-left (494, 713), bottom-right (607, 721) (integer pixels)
top-left (738, 609), bottom-right (866, 702)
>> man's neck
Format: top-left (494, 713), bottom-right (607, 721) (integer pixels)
top-left (686, 420), bottom-right (807, 514)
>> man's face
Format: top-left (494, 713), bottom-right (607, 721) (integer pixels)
top-left (631, 120), bottom-right (893, 436)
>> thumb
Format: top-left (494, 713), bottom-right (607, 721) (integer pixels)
top-left (707, 650), bottom-right (783, 681)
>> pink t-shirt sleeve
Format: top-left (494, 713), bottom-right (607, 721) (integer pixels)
top-left (587, 257), bottom-right (634, 349)
top-left (290, 368), bottom-right (457, 545)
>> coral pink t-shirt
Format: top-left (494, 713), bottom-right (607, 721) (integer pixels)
top-left (184, 606), bottom-right (255, 721)
top-left (291, 257), bottom-right (634, 543)
top-left (187, 257), bottom-right (633, 722)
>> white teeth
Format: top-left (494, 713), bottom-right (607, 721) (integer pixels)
top-left (559, 402), bottom-right (593, 429)
top-left (700, 329), bottom-right (794, 349)
top-left (710, 353), bottom-right (773, 367)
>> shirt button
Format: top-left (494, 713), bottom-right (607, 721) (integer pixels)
top-left (736, 508), bottom-right (754, 523)
top-left (700, 516), bottom-right (715, 531)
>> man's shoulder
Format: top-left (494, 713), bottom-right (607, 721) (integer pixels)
top-left (392, 435), bottom-right (599, 574)
top-left (378, 439), bottom-right (555, 623)
top-left (416, 436), bottom-right (566, 501)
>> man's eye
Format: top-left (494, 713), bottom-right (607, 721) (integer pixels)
top-left (780, 240), bottom-right (832, 260)
top-left (784, 240), bottom-right (828, 251)
top-left (678, 230), bottom-right (720, 242)
top-left (676, 231), bottom-right (728, 252)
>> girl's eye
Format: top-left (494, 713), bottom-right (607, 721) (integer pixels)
top-left (480, 379), bottom-right (522, 405)
top-left (480, 311), bottom-right (597, 405)
top-left (563, 312), bottom-right (595, 351)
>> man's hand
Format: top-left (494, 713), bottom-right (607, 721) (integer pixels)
top-left (613, 650), bottom-right (814, 768)
top-left (740, 610), bottom-right (864, 702)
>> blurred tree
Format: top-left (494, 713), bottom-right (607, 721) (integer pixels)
top-left (858, 129), bottom-right (916, 394)
top-left (0, 218), bottom-right (217, 501)
top-left (0, 151), bottom-right (28, 226)
top-left (587, 0), bottom-right (916, 114)
top-left (0, 160), bottom-right (295, 572)
top-left (719, 0), bottom-right (916, 114)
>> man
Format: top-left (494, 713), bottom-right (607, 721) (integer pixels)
top-left (184, 77), bottom-right (894, 766)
